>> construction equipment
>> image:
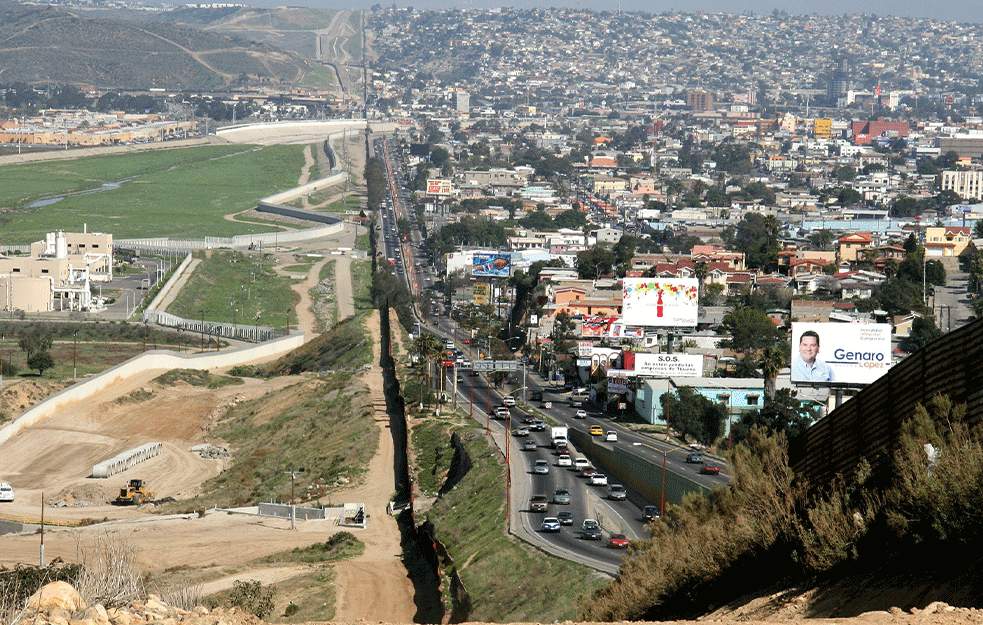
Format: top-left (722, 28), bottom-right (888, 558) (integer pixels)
top-left (114, 479), bottom-right (154, 505)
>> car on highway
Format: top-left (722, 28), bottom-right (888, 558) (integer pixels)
top-left (503, 396), bottom-right (516, 407)
top-left (643, 505), bottom-right (660, 522)
top-left (579, 466), bottom-right (597, 478)
top-left (540, 401), bottom-right (552, 409)
top-left (494, 407), bottom-right (509, 419)
top-left (556, 455), bottom-right (572, 467)
top-left (571, 399), bottom-right (584, 407)
top-left (589, 425), bottom-right (604, 436)
top-left (553, 488), bottom-right (571, 505)
top-left (608, 484), bottom-right (627, 500)
top-left (607, 533), bottom-right (630, 549)
top-left (700, 463), bottom-right (721, 475)
top-left (686, 451), bottom-right (704, 463)
top-left (530, 391), bottom-right (544, 401)
top-left (575, 409), bottom-right (588, 419)
top-left (533, 460), bottom-right (550, 474)
top-left (522, 415), bottom-right (538, 424)
top-left (581, 519), bottom-right (602, 540)
top-left (573, 458), bottom-right (590, 470)
top-left (529, 419), bottom-right (547, 431)
top-left (604, 430), bottom-right (618, 442)
top-left (555, 447), bottom-right (570, 458)
top-left (523, 440), bottom-right (537, 451)
top-left (589, 473), bottom-right (609, 486)
top-left (0, 482), bottom-right (13, 502)
top-left (541, 517), bottom-right (561, 533)
top-left (557, 511), bottom-right (574, 526)
top-left (514, 427), bottom-right (529, 437)
top-left (529, 495), bottom-right (549, 512)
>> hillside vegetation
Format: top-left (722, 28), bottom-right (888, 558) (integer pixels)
top-left (0, 0), bottom-right (325, 90)
top-left (581, 394), bottom-right (983, 621)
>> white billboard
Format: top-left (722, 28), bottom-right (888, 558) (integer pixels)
top-left (622, 278), bottom-right (699, 327)
top-left (633, 353), bottom-right (703, 377)
top-left (791, 322), bottom-right (892, 385)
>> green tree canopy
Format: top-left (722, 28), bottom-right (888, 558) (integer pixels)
top-left (899, 317), bottom-right (944, 353)
top-left (661, 386), bottom-right (726, 446)
top-left (718, 307), bottom-right (783, 353)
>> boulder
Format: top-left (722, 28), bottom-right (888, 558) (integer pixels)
top-left (26, 581), bottom-right (86, 613)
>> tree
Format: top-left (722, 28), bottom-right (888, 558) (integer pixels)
top-left (661, 386), bottom-right (726, 445)
top-left (18, 326), bottom-right (53, 357)
top-left (808, 229), bottom-right (834, 250)
top-left (730, 388), bottom-right (818, 446)
top-left (27, 351), bottom-right (54, 376)
top-left (732, 212), bottom-right (780, 269)
top-left (875, 278), bottom-right (926, 316)
top-left (554, 208), bottom-right (587, 230)
top-left (900, 317), bottom-right (944, 353)
top-left (718, 307), bottom-right (783, 353)
top-left (974, 221), bottom-right (983, 239)
top-left (518, 210), bottom-right (554, 230)
top-left (576, 247), bottom-right (617, 279)
top-left (759, 344), bottom-right (787, 401)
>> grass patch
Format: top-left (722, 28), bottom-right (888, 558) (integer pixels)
top-left (173, 373), bottom-right (377, 508)
top-left (413, 419), bottom-right (606, 622)
top-left (351, 260), bottom-right (373, 315)
top-left (309, 259), bottom-right (337, 332)
top-left (114, 388), bottom-right (156, 405)
top-left (153, 369), bottom-right (244, 389)
top-left (166, 250), bottom-right (298, 330)
top-left (0, 145), bottom-right (306, 244)
top-left (258, 532), bottom-right (364, 564)
top-left (280, 264), bottom-right (314, 273)
top-left (263, 317), bottom-right (370, 375)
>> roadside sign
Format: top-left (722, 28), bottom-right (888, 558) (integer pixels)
top-left (473, 360), bottom-right (519, 371)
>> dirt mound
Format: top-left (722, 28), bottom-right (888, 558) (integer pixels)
top-left (47, 483), bottom-right (111, 508)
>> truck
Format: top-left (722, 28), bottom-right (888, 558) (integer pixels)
top-left (550, 426), bottom-right (568, 449)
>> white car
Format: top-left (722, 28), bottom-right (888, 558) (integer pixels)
top-left (573, 457), bottom-right (590, 470)
top-left (575, 409), bottom-right (588, 419)
top-left (589, 473), bottom-right (608, 486)
top-left (556, 455), bottom-right (573, 467)
top-left (533, 460), bottom-right (550, 475)
top-left (604, 431), bottom-right (618, 442)
top-left (502, 396), bottom-right (516, 407)
top-left (0, 482), bottom-right (13, 502)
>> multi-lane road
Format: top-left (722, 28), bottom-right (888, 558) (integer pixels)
top-left (371, 134), bottom-right (730, 574)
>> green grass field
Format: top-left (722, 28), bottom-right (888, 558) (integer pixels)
top-left (0, 144), bottom-right (308, 244)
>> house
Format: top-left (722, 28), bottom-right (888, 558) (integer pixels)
top-left (924, 226), bottom-right (972, 258)
top-left (837, 232), bottom-right (874, 264)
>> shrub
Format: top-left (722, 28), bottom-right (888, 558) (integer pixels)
top-left (229, 579), bottom-right (276, 619)
top-left (284, 602), bottom-right (300, 616)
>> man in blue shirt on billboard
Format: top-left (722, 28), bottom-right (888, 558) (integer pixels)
top-left (792, 330), bottom-right (834, 382)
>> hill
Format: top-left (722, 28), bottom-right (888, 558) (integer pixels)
top-left (0, 0), bottom-right (328, 90)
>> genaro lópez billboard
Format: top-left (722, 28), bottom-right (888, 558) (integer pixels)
top-left (472, 253), bottom-right (511, 277)
top-left (790, 322), bottom-right (892, 385)
top-left (622, 278), bottom-right (699, 327)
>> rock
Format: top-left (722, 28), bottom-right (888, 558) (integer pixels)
top-left (83, 604), bottom-right (110, 625)
top-left (26, 582), bottom-right (87, 613)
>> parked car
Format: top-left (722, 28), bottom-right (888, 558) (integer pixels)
top-left (556, 455), bottom-right (573, 467)
top-left (0, 482), bottom-right (13, 502)
top-left (686, 451), bottom-right (704, 464)
top-left (607, 533), bottom-right (630, 549)
top-left (589, 425), bottom-right (604, 436)
top-left (523, 440), bottom-right (538, 451)
top-left (575, 409), bottom-right (588, 419)
top-left (581, 519), bottom-right (602, 540)
top-left (700, 463), bottom-right (721, 475)
top-left (607, 484), bottom-right (627, 500)
top-left (604, 430), bottom-right (618, 442)
top-left (643, 505), bottom-right (660, 522)
top-left (541, 517), bottom-right (561, 533)
top-left (557, 511), bottom-right (574, 526)
top-left (533, 460), bottom-right (550, 474)
top-left (589, 473), bottom-right (609, 486)
top-left (529, 495), bottom-right (549, 512)
top-left (553, 488), bottom-right (571, 505)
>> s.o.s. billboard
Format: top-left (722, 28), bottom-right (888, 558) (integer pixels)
top-left (790, 322), bottom-right (892, 385)
top-left (622, 278), bottom-right (699, 327)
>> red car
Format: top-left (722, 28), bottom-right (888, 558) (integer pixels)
top-left (607, 533), bottom-right (629, 549)
top-left (700, 463), bottom-right (721, 475)
top-left (579, 466), bottom-right (597, 478)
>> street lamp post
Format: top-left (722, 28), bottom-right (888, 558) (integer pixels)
top-left (199, 308), bottom-right (206, 352)
top-left (283, 467), bottom-right (305, 530)
top-left (73, 329), bottom-right (78, 381)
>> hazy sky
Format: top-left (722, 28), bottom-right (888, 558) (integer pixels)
top-left (283, 0), bottom-right (983, 24)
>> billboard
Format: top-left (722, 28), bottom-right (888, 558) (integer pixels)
top-left (622, 278), bottom-right (699, 327)
top-left (577, 341), bottom-right (593, 357)
top-left (608, 321), bottom-right (644, 338)
top-left (582, 316), bottom-right (617, 337)
top-left (473, 283), bottom-right (490, 306)
top-left (791, 322), bottom-right (892, 385)
top-left (633, 353), bottom-right (703, 377)
top-left (427, 179), bottom-right (452, 196)
top-left (472, 253), bottom-right (511, 277)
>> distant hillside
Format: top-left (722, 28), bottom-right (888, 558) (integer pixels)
top-left (0, 0), bottom-right (330, 91)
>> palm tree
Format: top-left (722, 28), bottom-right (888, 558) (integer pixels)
top-left (694, 260), bottom-right (709, 305)
top-left (412, 333), bottom-right (443, 409)
top-left (759, 344), bottom-right (787, 401)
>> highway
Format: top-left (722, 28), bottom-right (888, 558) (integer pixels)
top-left (372, 133), bottom-right (730, 574)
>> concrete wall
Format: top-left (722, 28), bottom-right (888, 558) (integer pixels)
top-left (0, 332), bottom-right (305, 447)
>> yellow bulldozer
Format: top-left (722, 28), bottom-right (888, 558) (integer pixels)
top-left (114, 479), bottom-right (154, 505)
